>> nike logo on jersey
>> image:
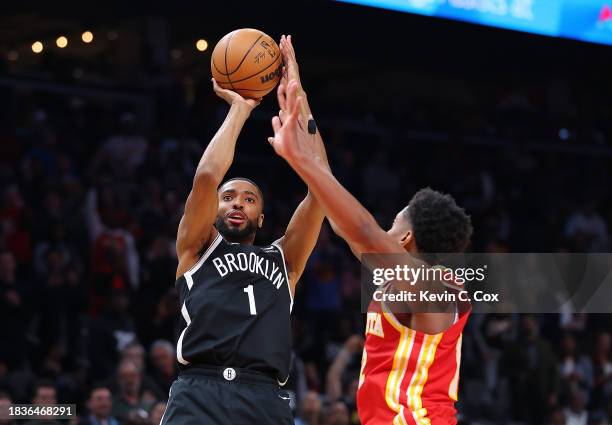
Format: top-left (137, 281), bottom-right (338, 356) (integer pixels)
top-left (278, 395), bottom-right (291, 400)
top-left (212, 252), bottom-right (285, 289)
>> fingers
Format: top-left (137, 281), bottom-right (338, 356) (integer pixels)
top-left (293, 96), bottom-right (304, 125)
top-left (279, 34), bottom-right (295, 59)
top-left (285, 80), bottom-right (300, 116)
top-left (267, 137), bottom-right (275, 147)
top-left (277, 81), bottom-right (287, 111)
top-left (271, 116), bottom-right (282, 134)
top-left (211, 78), bottom-right (220, 91)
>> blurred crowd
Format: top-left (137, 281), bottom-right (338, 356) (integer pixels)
top-left (0, 62), bottom-right (611, 425)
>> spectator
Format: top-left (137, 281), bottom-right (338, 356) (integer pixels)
top-left (148, 402), bottom-right (167, 425)
top-left (138, 289), bottom-right (180, 349)
top-left (110, 360), bottom-right (156, 423)
top-left (590, 332), bottom-right (612, 409)
top-left (323, 401), bottom-right (350, 425)
top-left (0, 185), bottom-right (31, 265)
top-left (88, 290), bottom-right (138, 380)
top-left (122, 343), bottom-right (146, 375)
top-left (326, 335), bottom-right (363, 403)
top-left (564, 389), bottom-right (589, 425)
top-left (0, 251), bottom-right (28, 370)
top-left (295, 391), bottom-right (322, 425)
top-left (565, 203), bottom-right (609, 252)
top-left (305, 226), bottom-right (344, 312)
top-left (559, 333), bottom-right (593, 396)
top-left (78, 386), bottom-right (118, 425)
top-left (149, 340), bottom-right (177, 395)
top-left (548, 406), bottom-right (567, 425)
top-left (91, 113), bottom-right (148, 177)
top-left (502, 314), bottom-right (560, 425)
top-left (24, 380), bottom-right (60, 425)
top-left (0, 392), bottom-right (15, 425)
top-left (85, 188), bottom-right (139, 303)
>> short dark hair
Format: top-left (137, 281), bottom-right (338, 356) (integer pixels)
top-left (89, 384), bottom-right (111, 398)
top-left (31, 379), bottom-right (56, 401)
top-left (34, 380), bottom-right (56, 392)
top-left (404, 188), bottom-right (472, 262)
top-left (219, 177), bottom-right (264, 209)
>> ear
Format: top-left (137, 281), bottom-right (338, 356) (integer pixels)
top-left (399, 230), bottom-right (413, 250)
top-left (258, 213), bottom-right (264, 229)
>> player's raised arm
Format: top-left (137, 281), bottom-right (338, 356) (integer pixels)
top-left (269, 80), bottom-right (403, 257)
top-left (175, 80), bottom-right (260, 278)
top-left (273, 35), bottom-right (330, 290)
top-left (268, 81), bottom-right (459, 324)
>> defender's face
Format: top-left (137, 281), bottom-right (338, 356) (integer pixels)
top-left (217, 180), bottom-right (263, 235)
top-left (387, 210), bottom-right (411, 245)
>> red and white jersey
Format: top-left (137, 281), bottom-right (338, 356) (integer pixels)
top-left (357, 298), bottom-right (470, 425)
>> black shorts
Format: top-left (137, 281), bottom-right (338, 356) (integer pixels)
top-left (160, 365), bottom-right (293, 425)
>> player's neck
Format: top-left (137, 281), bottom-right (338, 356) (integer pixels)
top-left (223, 233), bottom-right (256, 245)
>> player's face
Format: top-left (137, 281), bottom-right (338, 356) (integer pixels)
top-left (216, 180), bottom-right (264, 242)
top-left (387, 210), bottom-right (413, 250)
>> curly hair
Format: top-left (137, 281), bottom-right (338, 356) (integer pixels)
top-left (404, 188), bottom-right (473, 262)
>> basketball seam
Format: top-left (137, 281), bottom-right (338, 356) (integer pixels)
top-left (224, 32), bottom-right (236, 91)
top-left (226, 34), bottom-right (265, 76)
top-left (212, 57), bottom-right (226, 76)
top-left (223, 54), bottom-right (281, 85)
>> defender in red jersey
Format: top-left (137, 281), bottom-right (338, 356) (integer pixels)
top-left (268, 79), bottom-right (473, 425)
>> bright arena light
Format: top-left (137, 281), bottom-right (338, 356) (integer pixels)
top-left (82, 31), bottom-right (94, 43)
top-left (56, 36), bottom-right (68, 48)
top-left (196, 39), bottom-right (208, 52)
top-left (32, 41), bottom-right (43, 53)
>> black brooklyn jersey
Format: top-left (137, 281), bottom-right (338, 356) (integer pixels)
top-left (175, 233), bottom-right (293, 383)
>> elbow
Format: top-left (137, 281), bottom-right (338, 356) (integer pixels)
top-left (193, 167), bottom-right (220, 187)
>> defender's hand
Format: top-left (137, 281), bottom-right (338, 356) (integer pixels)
top-left (268, 80), bottom-right (315, 163)
top-left (280, 35), bottom-right (302, 91)
top-left (212, 78), bottom-right (261, 110)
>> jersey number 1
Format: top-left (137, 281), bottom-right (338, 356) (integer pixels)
top-left (243, 285), bottom-right (257, 315)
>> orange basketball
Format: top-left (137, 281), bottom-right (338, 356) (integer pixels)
top-left (211, 28), bottom-right (282, 99)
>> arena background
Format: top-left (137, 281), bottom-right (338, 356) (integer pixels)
top-left (1, 1), bottom-right (611, 424)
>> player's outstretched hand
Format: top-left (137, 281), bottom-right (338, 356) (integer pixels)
top-left (268, 80), bottom-right (315, 163)
top-left (212, 78), bottom-right (261, 110)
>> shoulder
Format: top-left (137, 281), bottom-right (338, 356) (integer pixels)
top-left (176, 231), bottom-right (224, 279)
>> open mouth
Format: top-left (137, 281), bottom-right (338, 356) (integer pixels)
top-left (226, 210), bottom-right (247, 226)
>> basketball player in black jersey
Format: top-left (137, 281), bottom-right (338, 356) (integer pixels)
top-left (160, 36), bottom-right (329, 425)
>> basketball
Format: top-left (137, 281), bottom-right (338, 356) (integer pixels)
top-left (211, 28), bottom-right (282, 99)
